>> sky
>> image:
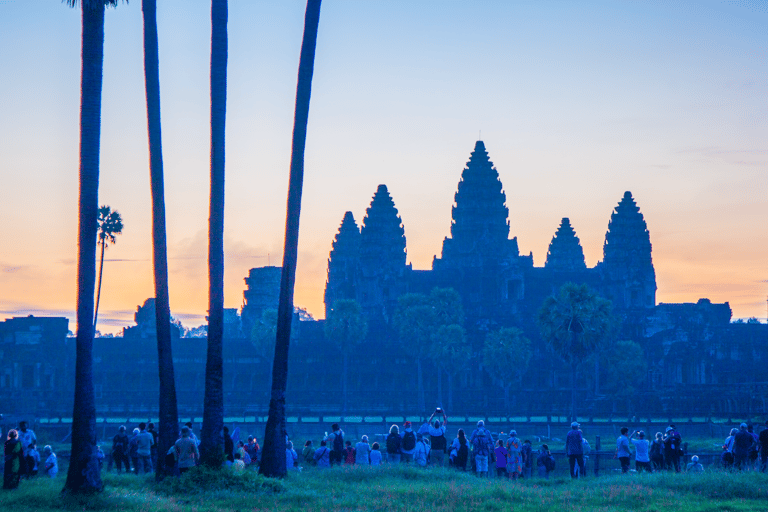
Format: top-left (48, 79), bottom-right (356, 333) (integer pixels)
top-left (0, 0), bottom-right (766, 334)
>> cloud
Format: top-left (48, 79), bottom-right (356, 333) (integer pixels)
top-left (1, 263), bottom-right (32, 273)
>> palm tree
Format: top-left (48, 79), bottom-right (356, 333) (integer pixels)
top-left (260, 0), bottom-right (323, 478)
top-left (141, 0), bottom-right (179, 478)
top-left (93, 205), bottom-right (123, 331)
top-left (64, 0), bottom-right (122, 494)
top-left (324, 299), bottom-right (367, 413)
top-left (199, 0), bottom-right (228, 467)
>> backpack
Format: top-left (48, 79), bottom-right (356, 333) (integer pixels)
top-left (545, 455), bottom-right (556, 472)
top-left (457, 443), bottom-right (469, 466)
top-left (402, 431), bottom-right (416, 451)
top-left (386, 433), bottom-right (401, 454)
top-left (473, 430), bottom-right (490, 456)
top-left (332, 433), bottom-right (344, 453)
top-left (432, 433), bottom-right (447, 451)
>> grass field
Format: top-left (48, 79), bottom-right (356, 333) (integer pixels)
top-left (1, 465), bottom-right (767, 511)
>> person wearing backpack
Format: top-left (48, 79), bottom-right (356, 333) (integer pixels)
top-left (521, 440), bottom-right (533, 479)
top-left (325, 423), bottom-right (345, 466)
top-left (537, 444), bottom-right (554, 479)
top-left (450, 429), bottom-right (469, 471)
top-left (386, 424), bottom-right (402, 464)
top-left (663, 425), bottom-right (682, 472)
top-left (400, 421), bottom-right (417, 463)
top-left (111, 425), bottom-right (131, 474)
top-left (419, 408), bottom-right (448, 466)
top-left (470, 420), bottom-right (493, 477)
top-left (650, 432), bottom-right (665, 471)
top-left (566, 422), bottom-right (585, 479)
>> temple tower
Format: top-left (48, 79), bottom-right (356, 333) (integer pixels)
top-left (601, 191), bottom-right (656, 309)
top-left (357, 185), bottom-right (408, 330)
top-left (545, 218), bottom-right (587, 272)
top-left (324, 211), bottom-right (361, 317)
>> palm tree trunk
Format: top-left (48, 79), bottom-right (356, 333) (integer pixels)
top-left (201, 0), bottom-right (228, 467)
top-left (342, 351), bottom-right (348, 413)
top-left (93, 238), bottom-right (106, 330)
top-left (417, 357), bottom-right (425, 412)
top-left (65, 2), bottom-right (105, 493)
top-left (260, 0), bottom-right (322, 478)
top-left (448, 372), bottom-right (454, 411)
top-left (571, 362), bottom-right (577, 422)
top-left (437, 364), bottom-right (443, 407)
top-left (141, 0), bottom-right (179, 479)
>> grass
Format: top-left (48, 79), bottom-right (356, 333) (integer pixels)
top-left (1, 465), bottom-right (766, 511)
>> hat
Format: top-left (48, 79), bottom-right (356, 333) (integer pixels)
top-left (477, 420), bottom-right (485, 427)
top-left (510, 430), bottom-right (517, 436)
top-left (665, 427), bottom-right (673, 432)
top-left (740, 423), bottom-right (748, 429)
top-left (571, 422), bottom-right (580, 428)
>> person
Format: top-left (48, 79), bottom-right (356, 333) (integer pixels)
top-left (629, 430), bottom-right (651, 473)
top-left (174, 426), bottom-right (199, 475)
top-left (325, 424), bottom-right (345, 466)
top-left (42, 445), bottom-right (58, 478)
top-left (223, 426), bottom-right (234, 463)
top-left (748, 424), bottom-right (759, 470)
top-left (26, 443), bottom-right (40, 477)
top-left (285, 441), bottom-right (298, 470)
top-left (246, 436), bottom-right (260, 467)
top-left (302, 440), bottom-right (315, 466)
top-left (232, 452), bottom-right (245, 472)
top-left (722, 428), bottom-right (737, 469)
top-left (95, 445), bottom-right (105, 473)
top-left (128, 428), bottom-right (140, 475)
top-left (759, 420), bottom-right (768, 472)
top-left (370, 442), bottom-right (382, 466)
top-left (505, 431), bottom-right (523, 479)
top-left (616, 427), bottom-right (631, 473)
top-left (537, 444), bottom-right (554, 479)
top-left (185, 422), bottom-right (200, 446)
top-left (355, 435), bottom-right (371, 465)
top-left (111, 426), bottom-right (130, 473)
top-left (400, 421), bottom-right (417, 463)
top-left (136, 422), bottom-right (154, 474)
top-left (566, 422), bottom-right (586, 479)
top-left (147, 423), bottom-right (159, 471)
top-left (414, 434), bottom-right (430, 467)
top-left (450, 429), bottom-right (469, 471)
top-left (470, 420), bottom-right (493, 477)
top-left (686, 455), bottom-right (704, 473)
top-left (663, 425), bottom-right (682, 472)
top-left (343, 440), bottom-right (356, 465)
top-left (386, 424), bottom-right (402, 464)
top-left (236, 441), bottom-right (251, 466)
top-left (17, 421), bottom-right (36, 478)
top-left (419, 408), bottom-right (448, 466)
top-left (3, 430), bottom-right (23, 489)
top-left (733, 423), bottom-right (754, 471)
top-left (649, 432), bottom-right (664, 471)
top-left (521, 440), bottom-right (533, 479)
top-left (494, 440), bottom-right (509, 478)
top-left (314, 440), bottom-right (331, 468)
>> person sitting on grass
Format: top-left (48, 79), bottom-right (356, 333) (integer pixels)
top-left (686, 455), bottom-right (704, 473)
top-left (370, 442), bottom-right (382, 466)
top-left (314, 440), bottom-right (331, 468)
top-left (232, 452), bottom-right (245, 472)
top-left (494, 439), bottom-right (509, 478)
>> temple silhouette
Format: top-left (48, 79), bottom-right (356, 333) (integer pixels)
top-left (1, 141), bottom-right (766, 423)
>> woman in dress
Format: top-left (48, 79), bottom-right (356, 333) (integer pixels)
top-left (3, 429), bottom-right (23, 490)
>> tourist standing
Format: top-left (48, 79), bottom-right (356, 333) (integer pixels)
top-left (370, 443), bottom-right (382, 466)
top-left (174, 426), bottom-right (199, 475)
top-left (505, 430), bottom-right (523, 479)
top-left (470, 421), bottom-right (493, 477)
top-left (629, 430), bottom-right (652, 473)
top-left (343, 441), bottom-right (356, 464)
top-left (302, 440), bottom-right (315, 466)
top-left (285, 441), bottom-right (298, 470)
top-left (42, 445), bottom-right (57, 478)
top-left (356, 435), bottom-right (371, 465)
top-left (722, 428), bottom-right (737, 469)
top-left (111, 426), bottom-right (130, 473)
top-left (450, 429), bottom-right (469, 471)
top-left (649, 432), bottom-right (664, 471)
top-left (733, 423), bottom-right (754, 471)
top-left (521, 439), bottom-right (533, 479)
top-left (325, 423), bottom-right (345, 466)
top-left (566, 422), bottom-right (586, 479)
top-left (17, 421), bottom-right (35, 478)
top-left (748, 424), bottom-right (759, 470)
top-left (537, 444), bottom-right (554, 479)
top-left (616, 427), bottom-right (631, 473)
top-left (494, 440), bottom-right (509, 478)
top-left (400, 421), bottom-right (417, 463)
top-left (3, 430), bottom-right (23, 490)
top-left (147, 423), bottom-right (159, 471)
top-left (136, 423), bottom-right (154, 474)
top-left (419, 408), bottom-right (448, 466)
top-left (27, 443), bottom-right (40, 477)
top-left (128, 428), bottom-right (140, 475)
top-left (414, 434), bottom-right (430, 467)
top-left (663, 425), bottom-right (682, 472)
top-left (759, 420), bottom-right (768, 472)
top-left (386, 424), bottom-right (402, 464)
top-left (314, 440), bottom-right (331, 468)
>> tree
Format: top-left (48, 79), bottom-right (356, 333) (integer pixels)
top-left (537, 282), bottom-right (615, 421)
top-left (600, 339), bottom-right (646, 415)
top-left (260, 0), bottom-right (322, 479)
top-left (430, 323), bottom-right (468, 410)
top-left (393, 293), bottom-right (436, 412)
top-left (482, 327), bottom-right (532, 409)
top-left (200, 0), bottom-right (228, 467)
top-left (324, 299), bottom-right (367, 412)
top-left (93, 205), bottom-right (122, 330)
top-left (140, 0), bottom-right (180, 478)
top-left (64, 0), bottom-right (123, 494)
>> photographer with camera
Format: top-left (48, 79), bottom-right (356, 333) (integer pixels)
top-left (418, 407), bottom-right (448, 466)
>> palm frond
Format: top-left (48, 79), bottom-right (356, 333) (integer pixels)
top-left (65, 0), bottom-right (125, 8)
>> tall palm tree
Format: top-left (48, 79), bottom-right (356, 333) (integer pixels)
top-left (324, 299), bottom-right (367, 413)
top-left (141, 0), bottom-right (179, 478)
top-left (64, 0), bottom-right (122, 494)
top-left (93, 205), bottom-right (123, 331)
top-left (200, 0), bottom-right (228, 467)
top-left (260, 0), bottom-right (323, 478)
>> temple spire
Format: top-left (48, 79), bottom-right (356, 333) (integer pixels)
top-left (324, 211), bottom-right (360, 316)
top-left (545, 218), bottom-right (586, 271)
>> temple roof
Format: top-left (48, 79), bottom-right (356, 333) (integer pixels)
top-left (360, 185), bottom-right (407, 275)
top-left (545, 218), bottom-right (587, 271)
top-left (603, 191), bottom-right (653, 269)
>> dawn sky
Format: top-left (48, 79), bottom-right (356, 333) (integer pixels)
top-left (1, 0), bottom-right (766, 334)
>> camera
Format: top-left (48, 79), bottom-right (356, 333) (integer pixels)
top-left (435, 407), bottom-right (443, 413)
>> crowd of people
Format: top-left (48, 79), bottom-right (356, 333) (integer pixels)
top-left (5, 414), bottom-right (768, 488)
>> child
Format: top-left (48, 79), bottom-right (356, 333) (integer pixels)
top-left (27, 443), bottom-right (40, 477)
top-left (537, 444), bottom-right (554, 479)
top-left (494, 440), bottom-right (509, 478)
top-left (43, 446), bottom-right (58, 478)
top-left (370, 442), bottom-right (382, 466)
top-left (233, 452), bottom-right (245, 472)
top-left (344, 440), bottom-right (356, 465)
top-left (686, 455), bottom-right (704, 473)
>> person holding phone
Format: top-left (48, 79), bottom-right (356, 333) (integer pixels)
top-left (418, 408), bottom-right (448, 466)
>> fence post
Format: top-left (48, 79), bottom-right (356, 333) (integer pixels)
top-left (595, 435), bottom-right (601, 477)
